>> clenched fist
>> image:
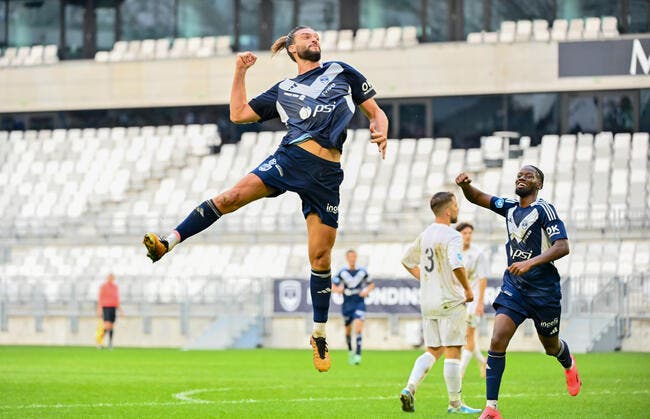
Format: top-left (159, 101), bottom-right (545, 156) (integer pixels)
top-left (455, 172), bottom-right (472, 186)
top-left (236, 52), bottom-right (257, 70)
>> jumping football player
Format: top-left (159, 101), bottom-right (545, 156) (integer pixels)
top-left (332, 249), bottom-right (374, 365)
top-left (456, 166), bottom-right (581, 419)
top-left (399, 192), bottom-right (481, 415)
top-left (455, 222), bottom-right (488, 378)
top-left (142, 26), bottom-right (388, 372)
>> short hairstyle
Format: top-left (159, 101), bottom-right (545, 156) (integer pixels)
top-left (346, 249), bottom-right (356, 255)
top-left (429, 191), bottom-right (455, 216)
top-left (455, 222), bottom-right (474, 232)
top-left (528, 165), bottom-right (545, 186)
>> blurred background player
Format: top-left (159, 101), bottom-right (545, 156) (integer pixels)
top-left (399, 192), bottom-right (480, 415)
top-left (96, 273), bottom-right (121, 349)
top-left (456, 166), bottom-right (581, 419)
top-left (332, 249), bottom-right (374, 365)
top-left (455, 222), bottom-right (488, 378)
top-left (142, 26), bottom-right (388, 372)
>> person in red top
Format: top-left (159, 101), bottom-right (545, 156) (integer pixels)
top-left (97, 273), bottom-right (122, 349)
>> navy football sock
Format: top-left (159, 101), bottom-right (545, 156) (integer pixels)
top-left (310, 269), bottom-right (331, 323)
top-left (486, 351), bottom-right (506, 401)
top-left (175, 200), bottom-right (222, 242)
top-left (356, 334), bottom-right (362, 355)
top-left (555, 339), bottom-right (573, 369)
top-left (346, 334), bottom-right (352, 351)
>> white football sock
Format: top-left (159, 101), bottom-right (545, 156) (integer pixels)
top-left (460, 348), bottom-right (473, 376)
top-left (312, 322), bottom-right (326, 338)
top-left (487, 400), bottom-right (498, 409)
top-left (406, 351), bottom-right (435, 394)
top-left (165, 231), bottom-right (180, 251)
top-left (444, 359), bottom-right (462, 406)
top-left (473, 346), bottom-right (485, 364)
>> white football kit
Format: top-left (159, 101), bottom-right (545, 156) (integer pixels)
top-left (461, 244), bottom-right (489, 327)
top-left (402, 223), bottom-right (467, 347)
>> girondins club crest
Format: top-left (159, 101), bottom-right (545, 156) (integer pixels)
top-left (279, 280), bottom-right (301, 312)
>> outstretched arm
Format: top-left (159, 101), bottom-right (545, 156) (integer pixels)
top-left (455, 172), bottom-right (493, 209)
top-left (230, 52), bottom-right (262, 124)
top-left (508, 239), bottom-right (570, 276)
top-left (359, 98), bottom-right (388, 159)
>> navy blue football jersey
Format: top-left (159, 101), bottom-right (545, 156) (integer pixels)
top-left (490, 196), bottom-right (568, 295)
top-left (333, 267), bottom-right (372, 306)
top-left (248, 61), bottom-right (376, 151)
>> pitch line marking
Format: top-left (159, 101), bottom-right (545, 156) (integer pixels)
top-left (0, 389), bottom-right (648, 410)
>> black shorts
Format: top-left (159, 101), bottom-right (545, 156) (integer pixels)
top-left (251, 145), bottom-right (344, 228)
top-left (493, 280), bottom-right (561, 337)
top-left (102, 307), bottom-right (117, 323)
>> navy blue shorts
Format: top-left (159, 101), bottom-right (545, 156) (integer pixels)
top-left (493, 280), bottom-right (561, 336)
top-left (251, 145), bottom-right (344, 229)
top-left (342, 302), bottom-right (366, 326)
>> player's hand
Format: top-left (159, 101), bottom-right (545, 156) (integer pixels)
top-left (359, 289), bottom-right (369, 298)
top-left (464, 289), bottom-right (474, 303)
top-left (236, 52), bottom-right (257, 70)
top-left (475, 303), bottom-right (484, 316)
top-left (369, 124), bottom-right (387, 160)
top-left (455, 172), bottom-right (472, 186)
top-left (507, 260), bottom-right (533, 276)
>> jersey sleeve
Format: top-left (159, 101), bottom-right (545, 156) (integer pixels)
top-left (447, 235), bottom-right (465, 270)
top-left (401, 235), bottom-right (421, 269)
top-left (341, 62), bottom-right (376, 105)
top-left (248, 82), bottom-right (280, 122)
top-left (489, 196), bottom-right (518, 217)
top-left (539, 202), bottom-right (568, 243)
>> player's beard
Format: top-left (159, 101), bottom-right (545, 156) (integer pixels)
top-left (297, 45), bottom-right (321, 62)
top-left (450, 214), bottom-right (458, 224)
top-left (515, 185), bottom-right (534, 197)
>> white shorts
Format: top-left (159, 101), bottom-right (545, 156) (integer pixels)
top-left (422, 307), bottom-right (466, 348)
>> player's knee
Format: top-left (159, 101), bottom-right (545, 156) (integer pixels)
top-left (309, 248), bottom-right (331, 270)
top-left (489, 334), bottom-right (508, 352)
top-left (215, 189), bottom-right (243, 212)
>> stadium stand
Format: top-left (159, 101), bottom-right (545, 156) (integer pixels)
top-left (1, 127), bottom-right (647, 318)
top-left (92, 27), bottom-right (418, 62)
top-left (467, 16), bottom-right (619, 43)
top-left (0, 45), bottom-right (59, 67)
top-left (0, 1), bottom-right (647, 354)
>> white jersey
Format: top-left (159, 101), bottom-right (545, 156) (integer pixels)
top-left (402, 223), bottom-right (466, 318)
top-left (461, 244), bottom-right (488, 296)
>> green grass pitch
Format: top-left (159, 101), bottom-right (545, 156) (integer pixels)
top-left (0, 346), bottom-right (648, 418)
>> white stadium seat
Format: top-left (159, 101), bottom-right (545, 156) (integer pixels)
top-left (499, 21), bottom-right (516, 43)
top-left (532, 19), bottom-right (550, 42)
top-left (601, 16), bottom-right (619, 38)
top-left (551, 19), bottom-right (568, 41)
top-left (515, 20), bottom-right (532, 42)
top-left (567, 18), bottom-right (584, 40)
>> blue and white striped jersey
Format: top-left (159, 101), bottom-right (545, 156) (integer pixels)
top-left (489, 196), bottom-right (568, 292)
top-left (248, 61), bottom-right (376, 152)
